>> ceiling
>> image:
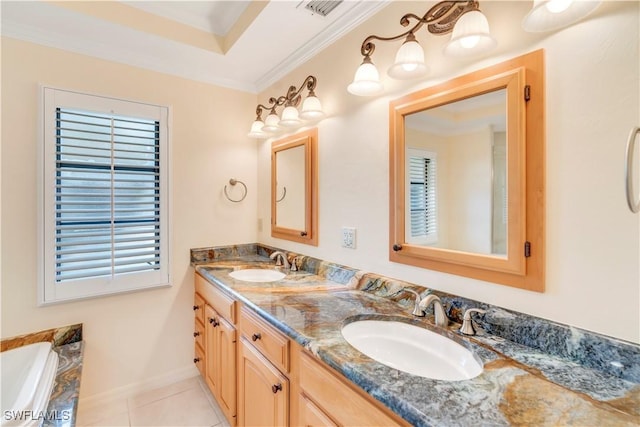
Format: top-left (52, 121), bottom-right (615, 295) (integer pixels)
top-left (0, 0), bottom-right (389, 94)
top-left (406, 89), bottom-right (507, 135)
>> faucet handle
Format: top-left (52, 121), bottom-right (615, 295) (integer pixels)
top-left (290, 256), bottom-right (300, 271)
top-left (459, 308), bottom-right (487, 336)
top-left (270, 251), bottom-right (283, 266)
top-left (400, 288), bottom-right (425, 317)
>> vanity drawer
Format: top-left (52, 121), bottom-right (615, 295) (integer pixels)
top-left (194, 292), bottom-right (205, 324)
top-left (299, 351), bottom-right (405, 427)
top-left (194, 343), bottom-right (205, 377)
top-left (195, 273), bottom-right (236, 323)
top-left (239, 307), bottom-right (289, 373)
top-left (194, 318), bottom-right (204, 349)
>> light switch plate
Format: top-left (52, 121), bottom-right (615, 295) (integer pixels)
top-left (341, 227), bottom-right (356, 249)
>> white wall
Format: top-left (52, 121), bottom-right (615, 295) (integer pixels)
top-left (0, 38), bottom-right (258, 399)
top-left (258, 1), bottom-right (640, 343)
top-left (447, 127), bottom-right (492, 254)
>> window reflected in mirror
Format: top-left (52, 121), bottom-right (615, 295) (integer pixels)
top-left (404, 89), bottom-right (507, 256)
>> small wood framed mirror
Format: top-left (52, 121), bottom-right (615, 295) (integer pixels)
top-left (389, 50), bottom-right (545, 291)
top-left (271, 128), bottom-right (318, 245)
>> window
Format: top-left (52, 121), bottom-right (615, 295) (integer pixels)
top-left (406, 149), bottom-right (437, 245)
top-left (40, 88), bottom-right (170, 304)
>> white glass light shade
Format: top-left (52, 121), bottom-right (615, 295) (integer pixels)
top-left (443, 10), bottom-right (496, 57)
top-left (262, 113), bottom-right (280, 132)
top-left (387, 38), bottom-right (429, 80)
top-left (299, 95), bottom-right (325, 120)
top-left (278, 106), bottom-right (301, 127)
top-left (247, 120), bottom-right (266, 138)
top-left (347, 60), bottom-right (384, 96)
top-left (522, 0), bottom-right (602, 32)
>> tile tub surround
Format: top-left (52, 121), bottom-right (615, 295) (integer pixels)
top-left (193, 245), bottom-right (640, 426)
top-left (1, 325), bottom-right (84, 427)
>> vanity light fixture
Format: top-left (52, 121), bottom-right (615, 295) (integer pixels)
top-left (522, 0), bottom-right (602, 33)
top-left (248, 75), bottom-right (325, 139)
top-left (348, 1), bottom-right (495, 96)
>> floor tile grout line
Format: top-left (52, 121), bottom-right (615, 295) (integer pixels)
top-left (128, 384), bottom-right (201, 410)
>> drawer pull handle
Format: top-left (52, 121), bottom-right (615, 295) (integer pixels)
top-left (209, 318), bottom-right (219, 327)
top-left (193, 357), bottom-right (200, 363)
top-left (193, 332), bottom-right (200, 337)
top-left (271, 383), bottom-right (282, 394)
top-left (193, 305), bottom-right (200, 311)
top-left (251, 333), bottom-right (262, 342)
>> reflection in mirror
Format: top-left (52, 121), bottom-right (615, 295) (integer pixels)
top-left (271, 128), bottom-right (318, 245)
top-left (390, 49), bottom-right (545, 292)
top-left (275, 145), bottom-right (306, 230)
top-left (404, 89), bottom-right (507, 256)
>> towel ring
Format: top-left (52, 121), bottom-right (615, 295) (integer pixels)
top-left (276, 186), bottom-right (287, 203)
top-left (224, 178), bottom-right (247, 203)
top-left (625, 126), bottom-right (640, 213)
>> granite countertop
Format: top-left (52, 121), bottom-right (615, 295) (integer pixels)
top-left (1, 324), bottom-right (83, 427)
top-left (44, 341), bottom-right (84, 427)
top-left (193, 248), bottom-right (640, 427)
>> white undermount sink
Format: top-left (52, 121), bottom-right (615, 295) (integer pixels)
top-left (341, 320), bottom-right (482, 381)
top-left (229, 269), bottom-right (286, 283)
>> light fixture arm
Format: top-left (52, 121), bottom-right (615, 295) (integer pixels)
top-left (248, 75), bottom-right (323, 138)
top-left (285, 75), bottom-right (318, 107)
top-left (359, 0), bottom-right (479, 59)
top-left (254, 103), bottom-right (273, 120)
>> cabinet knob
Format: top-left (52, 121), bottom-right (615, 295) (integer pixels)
top-left (193, 357), bottom-right (200, 363)
top-left (271, 383), bottom-right (282, 394)
top-left (193, 305), bottom-right (200, 311)
top-left (193, 332), bottom-right (200, 337)
top-left (300, 231), bottom-right (308, 237)
top-left (251, 333), bottom-right (262, 342)
top-left (392, 244), bottom-right (402, 252)
top-left (209, 317), bottom-right (219, 327)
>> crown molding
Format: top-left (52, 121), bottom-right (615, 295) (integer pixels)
top-left (254, 0), bottom-right (391, 92)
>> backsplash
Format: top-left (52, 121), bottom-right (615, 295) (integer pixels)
top-left (191, 243), bottom-right (640, 383)
top-left (0, 323), bottom-right (83, 352)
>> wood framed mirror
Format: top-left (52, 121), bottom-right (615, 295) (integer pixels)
top-left (389, 50), bottom-right (545, 291)
top-left (271, 128), bottom-right (318, 245)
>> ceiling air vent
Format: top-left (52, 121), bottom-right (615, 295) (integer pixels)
top-left (299, 0), bottom-right (343, 17)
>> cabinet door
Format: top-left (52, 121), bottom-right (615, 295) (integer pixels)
top-left (298, 394), bottom-right (337, 427)
top-left (205, 304), bottom-right (218, 395)
top-left (217, 315), bottom-right (237, 420)
top-left (238, 338), bottom-right (288, 427)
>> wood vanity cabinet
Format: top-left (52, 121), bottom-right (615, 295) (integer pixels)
top-left (238, 306), bottom-right (290, 426)
top-left (195, 273), bottom-right (237, 426)
top-left (296, 350), bottom-right (408, 427)
top-left (193, 293), bottom-right (205, 377)
top-left (238, 338), bottom-right (289, 426)
top-left (194, 272), bottom-right (407, 427)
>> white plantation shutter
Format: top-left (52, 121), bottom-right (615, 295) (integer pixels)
top-left (41, 88), bottom-right (170, 304)
top-left (406, 149), bottom-right (437, 244)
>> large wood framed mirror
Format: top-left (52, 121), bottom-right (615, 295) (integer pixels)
top-left (271, 128), bottom-right (318, 245)
top-left (390, 50), bottom-right (544, 291)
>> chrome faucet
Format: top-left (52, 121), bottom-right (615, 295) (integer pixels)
top-left (419, 294), bottom-right (449, 328)
top-left (290, 256), bottom-right (301, 272)
top-left (269, 251), bottom-right (290, 270)
top-left (459, 308), bottom-right (486, 336)
top-left (400, 288), bottom-right (425, 317)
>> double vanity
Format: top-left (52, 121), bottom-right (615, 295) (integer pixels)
top-left (191, 244), bottom-right (640, 427)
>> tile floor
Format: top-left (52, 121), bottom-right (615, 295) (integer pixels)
top-left (76, 377), bottom-right (230, 427)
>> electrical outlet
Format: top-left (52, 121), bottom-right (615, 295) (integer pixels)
top-left (341, 227), bottom-right (356, 249)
